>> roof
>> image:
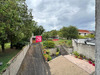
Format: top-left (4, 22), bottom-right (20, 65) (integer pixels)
top-left (78, 30), bottom-right (91, 33)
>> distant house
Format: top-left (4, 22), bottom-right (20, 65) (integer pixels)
top-left (78, 30), bottom-right (92, 36)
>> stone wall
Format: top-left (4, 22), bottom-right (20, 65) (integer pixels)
top-left (72, 40), bottom-right (95, 61)
top-left (2, 45), bottom-right (30, 75)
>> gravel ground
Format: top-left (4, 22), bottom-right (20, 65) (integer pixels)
top-left (17, 43), bottom-right (51, 75)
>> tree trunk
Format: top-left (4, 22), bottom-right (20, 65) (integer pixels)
top-left (1, 43), bottom-right (5, 52)
top-left (10, 41), bottom-right (13, 49)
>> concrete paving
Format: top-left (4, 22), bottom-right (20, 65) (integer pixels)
top-left (17, 43), bottom-right (51, 75)
top-left (48, 55), bottom-right (89, 75)
top-left (64, 55), bottom-right (95, 74)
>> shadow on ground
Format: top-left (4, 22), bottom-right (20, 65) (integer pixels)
top-left (17, 43), bottom-right (51, 75)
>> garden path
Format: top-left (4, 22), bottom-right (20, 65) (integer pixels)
top-left (17, 43), bottom-right (51, 75)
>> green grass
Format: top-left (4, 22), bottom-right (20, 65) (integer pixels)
top-left (53, 39), bottom-right (67, 45)
top-left (0, 43), bottom-right (11, 52)
top-left (41, 39), bottom-right (72, 47)
top-left (0, 43), bottom-right (21, 72)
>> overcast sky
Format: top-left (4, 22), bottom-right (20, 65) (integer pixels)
top-left (26, 0), bottom-right (95, 31)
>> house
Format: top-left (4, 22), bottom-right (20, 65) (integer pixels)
top-left (78, 29), bottom-right (92, 36)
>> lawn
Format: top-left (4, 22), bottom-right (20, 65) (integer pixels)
top-left (41, 39), bottom-right (72, 47)
top-left (0, 43), bottom-right (10, 52)
top-left (0, 43), bottom-right (21, 72)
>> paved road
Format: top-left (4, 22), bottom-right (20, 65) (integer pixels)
top-left (17, 43), bottom-right (51, 75)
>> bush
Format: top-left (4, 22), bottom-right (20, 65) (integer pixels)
top-left (56, 52), bottom-right (59, 56)
top-left (13, 41), bottom-right (28, 49)
top-left (47, 39), bottom-right (52, 41)
top-left (67, 40), bottom-right (72, 47)
top-left (46, 50), bottom-right (50, 54)
top-left (43, 41), bottom-right (55, 48)
top-left (43, 54), bottom-right (48, 58)
top-left (56, 48), bottom-right (60, 52)
top-left (48, 55), bottom-right (52, 61)
top-left (78, 35), bottom-right (86, 39)
top-left (73, 51), bottom-right (79, 56)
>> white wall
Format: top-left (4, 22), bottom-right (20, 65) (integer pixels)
top-left (72, 40), bottom-right (95, 61)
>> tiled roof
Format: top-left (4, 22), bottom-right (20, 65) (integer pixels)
top-left (78, 30), bottom-right (91, 33)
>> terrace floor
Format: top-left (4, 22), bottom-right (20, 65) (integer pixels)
top-left (48, 55), bottom-right (95, 75)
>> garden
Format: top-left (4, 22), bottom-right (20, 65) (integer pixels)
top-left (42, 41), bottom-right (60, 61)
top-left (73, 51), bottom-right (95, 66)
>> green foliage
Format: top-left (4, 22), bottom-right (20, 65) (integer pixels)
top-left (42, 32), bottom-right (50, 40)
top-left (43, 41), bottom-right (55, 48)
top-left (43, 54), bottom-right (48, 58)
top-left (85, 34), bottom-right (95, 38)
top-left (0, 0), bottom-right (45, 52)
top-left (33, 25), bottom-right (45, 36)
top-left (46, 50), bottom-right (50, 54)
top-left (0, 49), bottom-right (20, 72)
top-left (78, 35), bottom-right (86, 39)
top-left (60, 26), bottom-right (78, 39)
top-left (79, 34), bottom-right (95, 39)
top-left (66, 40), bottom-right (72, 47)
top-left (50, 30), bottom-right (57, 38)
top-left (56, 48), bottom-right (60, 52)
top-left (56, 52), bottom-right (59, 56)
top-left (48, 55), bottom-right (52, 61)
top-left (73, 51), bottom-right (79, 56)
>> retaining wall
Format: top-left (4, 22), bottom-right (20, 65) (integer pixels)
top-left (72, 40), bottom-right (95, 61)
top-left (2, 45), bottom-right (30, 75)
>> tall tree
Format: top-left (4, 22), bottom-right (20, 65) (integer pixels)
top-left (60, 26), bottom-right (78, 39)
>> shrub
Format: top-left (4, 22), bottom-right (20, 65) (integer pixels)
top-left (73, 51), bottom-right (79, 57)
top-left (47, 39), bottom-right (52, 41)
top-left (48, 55), bottom-right (52, 61)
top-left (56, 48), bottom-right (60, 52)
top-left (78, 35), bottom-right (86, 39)
top-left (43, 54), bottom-right (48, 58)
top-left (13, 41), bottom-right (28, 49)
top-left (46, 50), bottom-right (50, 54)
top-left (66, 40), bottom-right (72, 47)
top-left (43, 41), bottom-right (55, 48)
top-left (56, 52), bottom-right (59, 56)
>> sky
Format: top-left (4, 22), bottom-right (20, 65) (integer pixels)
top-left (26, 0), bottom-right (95, 31)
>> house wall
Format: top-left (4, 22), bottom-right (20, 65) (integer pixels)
top-left (79, 33), bottom-right (90, 36)
top-left (72, 40), bottom-right (95, 61)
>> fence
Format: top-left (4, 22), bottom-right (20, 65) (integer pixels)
top-left (72, 39), bottom-right (95, 61)
top-left (2, 45), bottom-right (30, 75)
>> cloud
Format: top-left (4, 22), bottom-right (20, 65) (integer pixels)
top-left (26, 0), bottom-right (95, 31)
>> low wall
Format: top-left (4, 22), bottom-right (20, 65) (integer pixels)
top-left (61, 45), bottom-right (73, 54)
top-left (72, 40), bottom-right (95, 61)
top-left (49, 48), bottom-right (57, 55)
top-left (2, 45), bottom-right (30, 75)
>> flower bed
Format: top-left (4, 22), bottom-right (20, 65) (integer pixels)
top-left (73, 51), bottom-right (95, 66)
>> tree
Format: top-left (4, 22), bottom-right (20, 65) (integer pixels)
top-left (67, 26), bottom-right (78, 39)
top-left (50, 30), bottom-right (57, 38)
top-left (60, 27), bottom-right (68, 39)
top-left (60, 26), bottom-right (78, 39)
top-left (42, 32), bottom-right (49, 40)
top-left (33, 25), bottom-right (45, 36)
